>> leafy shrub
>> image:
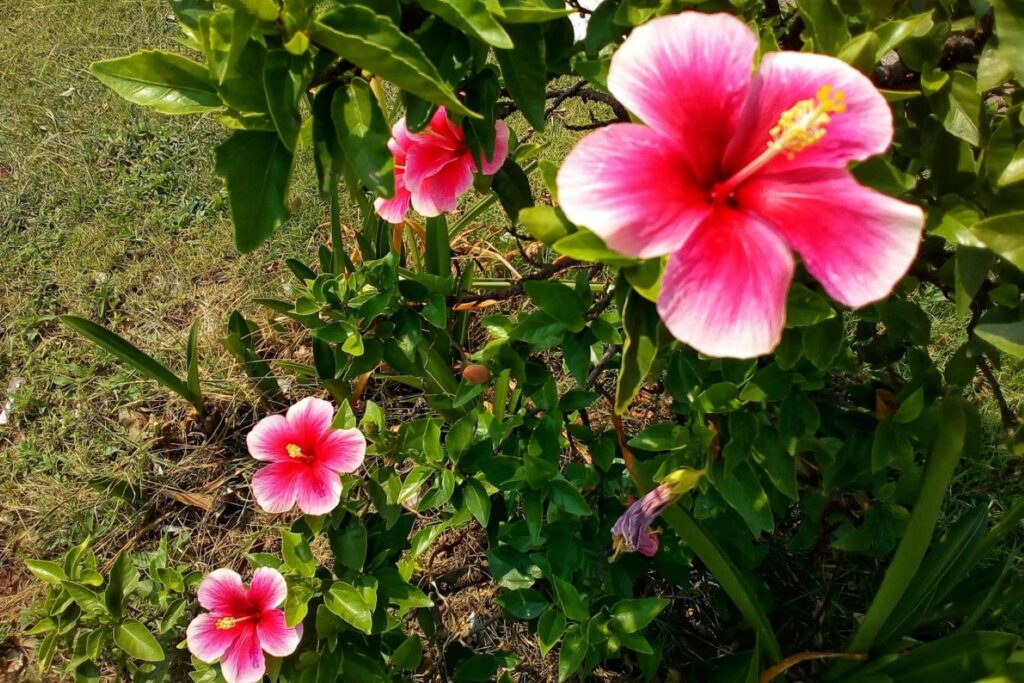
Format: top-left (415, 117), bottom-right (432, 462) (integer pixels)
top-left (23, 0), bottom-right (1024, 681)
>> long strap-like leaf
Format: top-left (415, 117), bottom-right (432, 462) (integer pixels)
top-left (838, 397), bottom-right (967, 660)
top-left (61, 315), bottom-right (200, 411)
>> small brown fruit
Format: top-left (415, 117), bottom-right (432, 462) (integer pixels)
top-left (462, 364), bottom-right (491, 385)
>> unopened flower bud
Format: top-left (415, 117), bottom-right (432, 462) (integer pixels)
top-left (462, 364), bottom-right (491, 385)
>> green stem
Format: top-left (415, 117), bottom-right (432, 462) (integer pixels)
top-left (330, 188), bottom-right (345, 276)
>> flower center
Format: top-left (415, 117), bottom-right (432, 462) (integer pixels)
top-left (285, 443), bottom-right (305, 459)
top-left (712, 84), bottom-right (845, 203)
top-left (215, 614), bottom-right (256, 630)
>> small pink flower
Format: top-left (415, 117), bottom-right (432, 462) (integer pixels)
top-left (557, 12), bottom-right (925, 358)
top-left (374, 107), bottom-right (510, 223)
top-left (186, 568), bottom-right (301, 683)
top-left (247, 397), bottom-right (366, 516)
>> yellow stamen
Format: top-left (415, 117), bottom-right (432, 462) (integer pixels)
top-left (285, 443), bottom-right (304, 458)
top-left (712, 84), bottom-right (845, 202)
top-left (216, 617), bottom-right (237, 630)
top-left (768, 84), bottom-right (846, 158)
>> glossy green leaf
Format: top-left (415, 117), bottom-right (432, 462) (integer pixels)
top-left (325, 581), bottom-right (375, 633)
top-left (332, 77), bottom-right (395, 196)
top-left (90, 50), bottom-right (221, 114)
top-left (25, 560), bottom-right (67, 585)
top-left (976, 321), bottom-right (1024, 358)
top-left (419, 0), bottom-right (512, 48)
top-left (114, 620), bottom-right (165, 662)
top-left (971, 211), bottom-right (1024, 272)
top-left (311, 5), bottom-right (475, 118)
top-left (495, 24), bottom-right (547, 129)
top-left (214, 130), bottom-right (293, 252)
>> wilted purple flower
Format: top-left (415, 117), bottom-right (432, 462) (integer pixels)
top-left (610, 484), bottom-right (675, 559)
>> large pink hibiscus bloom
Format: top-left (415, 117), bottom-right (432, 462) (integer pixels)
top-left (557, 12), bottom-right (924, 358)
top-left (375, 106), bottom-right (510, 223)
top-left (186, 567), bottom-right (301, 683)
top-left (248, 397), bottom-right (366, 516)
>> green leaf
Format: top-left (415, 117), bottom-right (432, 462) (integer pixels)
top-left (392, 635), bottom-right (423, 670)
top-left (553, 229), bottom-right (638, 267)
top-left (879, 631), bottom-right (1017, 682)
top-left (114, 620), bottom-right (165, 662)
top-left (500, 0), bottom-right (573, 23)
top-left (844, 398), bottom-right (967, 655)
top-left (610, 598), bottom-right (669, 634)
top-left (25, 560), bottom-right (67, 585)
top-left (214, 130), bottom-right (294, 252)
top-left (991, 0), bottom-right (1024, 79)
top-left (616, 290), bottom-right (660, 414)
top-left (495, 24), bottom-right (547, 129)
top-left (185, 319), bottom-right (204, 415)
top-left (104, 552), bottom-right (137, 621)
top-left (332, 78), bottom-right (395, 196)
top-left (955, 246), bottom-right (995, 315)
top-left (262, 49), bottom-right (308, 151)
top-left (552, 575), bottom-right (588, 622)
top-left (628, 423), bottom-right (687, 451)
top-left (549, 479), bottom-right (592, 516)
top-left (557, 624), bottom-right (587, 682)
top-left (491, 158), bottom-right (535, 221)
top-left (524, 281), bottom-right (585, 331)
top-left (785, 284), bottom-right (835, 328)
top-left (90, 50), bottom-right (221, 114)
top-left (970, 211), bottom-right (1024, 272)
top-left (325, 581), bottom-right (375, 633)
top-left (281, 530), bottom-right (315, 578)
top-left (424, 215), bottom-right (451, 278)
top-left (498, 588), bottom-right (548, 619)
top-left (932, 72), bottom-right (981, 146)
top-left (796, 0), bottom-right (849, 54)
top-left (311, 5), bottom-right (476, 118)
top-left (976, 321), bottom-right (1024, 358)
top-left (714, 460), bottom-right (774, 536)
top-left (463, 478), bottom-right (491, 526)
top-left (538, 607), bottom-right (565, 656)
top-left (60, 316), bottom-right (200, 411)
top-left (418, 0), bottom-right (512, 48)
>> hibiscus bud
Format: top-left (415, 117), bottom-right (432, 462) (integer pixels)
top-left (462, 364), bottom-right (491, 385)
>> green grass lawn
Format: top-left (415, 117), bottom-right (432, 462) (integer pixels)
top-left (2, 0), bottom-right (1023, 661)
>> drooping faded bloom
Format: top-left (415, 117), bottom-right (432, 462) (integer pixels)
top-left (611, 484), bottom-right (675, 558)
top-left (611, 468), bottom-right (705, 559)
top-left (248, 397), bottom-right (365, 516)
top-left (186, 568), bottom-right (301, 683)
top-left (557, 12), bottom-right (924, 358)
top-left (374, 106), bottom-right (510, 223)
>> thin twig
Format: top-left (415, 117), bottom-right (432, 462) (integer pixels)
top-left (979, 356), bottom-right (1017, 430)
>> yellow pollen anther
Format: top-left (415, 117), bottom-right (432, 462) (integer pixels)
top-left (216, 617), bottom-right (237, 630)
top-left (285, 443), bottom-right (304, 458)
top-left (768, 84), bottom-right (846, 158)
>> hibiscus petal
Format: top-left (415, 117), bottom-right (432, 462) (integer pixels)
top-left (374, 184), bottom-right (412, 224)
top-left (251, 462), bottom-right (302, 514)
top-left (295, 465), bottom-right (343, 516)
top-left (249, 567), bottom-right (287, 611)
top-left (197, 569), bottom-right (248, 616)
top-left (316, 427), bottom-right (366, 474)
top-left (478, 120), bottom-right (510, 175)
top-left (410, 156), bottom-right (475, 217)
top-left (607, 12), bottom-right (757, 183)
top-left (723, 51), bottom-right (892, 175)
top-left (556, 123), bottom-right (711, 259)
top-left (186, 613), bottom-right (237, 663)
top-left (404, 138), bottom-right (466, 194)
top-left (256, 609), bottom-right (302, 657)
top-left (658, 209), bottom-right (794, 358)
top-left (390, 117), bottom-right (414, 159)
top-left (246, 415), bottom-right (294, 463)
top-left (737, 168), bottom-right (923, 308)
top-left (218, 624), bottom-right (265, 683)
top-left (286, 397), bottom-right (334, 442)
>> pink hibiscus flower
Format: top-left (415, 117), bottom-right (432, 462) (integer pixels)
top-left (248, 397), bottom-right (366, 516)
top-left (557, 12), bottom-right (925, 358)
top-left (186, 567), bottom-right (301, 683)
top-left (374, 106), bottom-right (510, 223)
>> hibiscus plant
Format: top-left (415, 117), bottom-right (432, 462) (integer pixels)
top-left (25, 0), bottom-right (1024, 681)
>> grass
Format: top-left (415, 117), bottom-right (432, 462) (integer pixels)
top-left (1, 0), bottom-right (1023, 674)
